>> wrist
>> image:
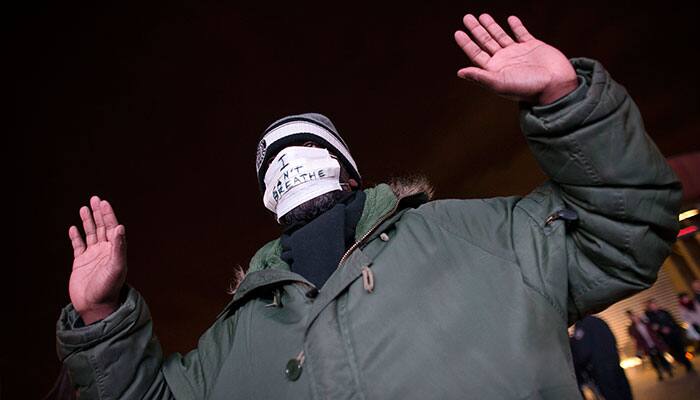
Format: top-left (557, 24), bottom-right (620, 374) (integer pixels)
top-left (77, 302), bottom-right (119, 325)
top-left (537, 76), bottom-right (579, 106)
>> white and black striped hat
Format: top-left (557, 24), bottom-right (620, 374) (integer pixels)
top-left (255, 113), bottom-right (361, 192)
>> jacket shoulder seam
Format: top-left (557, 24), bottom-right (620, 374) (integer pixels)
top-left (520, 272), bottom-right (568, 322)
top-left (414, 209), bottom-right (568, 322)
top-left (409, 209), bottom-right (518, 265)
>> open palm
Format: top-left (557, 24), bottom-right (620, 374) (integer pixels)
top-left (455, 14), bottom-right (578, 105)
top-left (68, 196), bottom-right (127, 324)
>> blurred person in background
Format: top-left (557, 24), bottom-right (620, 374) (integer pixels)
top-left (692, 279), bottom-right (700, 304)
top-left (570, 315), bottom-right (633, 400)
top-left (678, 292), bottom-right (700, 342)
top-left (644, 299), bottom-right (694, 373)
top-left (627, 310), bottom-right (674, 381)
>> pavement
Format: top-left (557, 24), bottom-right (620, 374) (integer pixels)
top-left (624, 357), bottom-right (700, 400)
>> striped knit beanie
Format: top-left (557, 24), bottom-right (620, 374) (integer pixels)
top-left (255, 113), bottom-right (361, 193)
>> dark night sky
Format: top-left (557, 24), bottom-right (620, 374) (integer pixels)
top-left (10, 1), bottom-right (700, 398)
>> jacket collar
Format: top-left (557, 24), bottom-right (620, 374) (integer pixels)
top-left (217, 179), bottom-right (432, 319)
top-left (247, 180), bottom-right (431, 273)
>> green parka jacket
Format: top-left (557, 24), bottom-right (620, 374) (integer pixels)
top-left (56, 58), bottom-right (682, 399)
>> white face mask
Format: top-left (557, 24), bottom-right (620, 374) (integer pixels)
top-left (263, 146), bottom-right (342, 220)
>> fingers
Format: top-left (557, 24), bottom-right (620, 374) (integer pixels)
top-left (462, 14), bottom-right (502, 55)
top-left (478, 14), bottom-right (515, 47)
top-left (100, 199), bottom-right (119, 238)
top-left (80, 206), bottom-right (98, 246)
top-left (68, 226), bottom-right (86, 257)
top-left (77, 196), bottom-right (118, 249)
top-left (454, 30), bottom-right (490, 68)
top-left (90, 196), bottom-right (107, 242)
top-left (507, 16), bottom-right (535, 42)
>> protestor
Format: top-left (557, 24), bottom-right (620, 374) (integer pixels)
top-left (645, 299), bottom-right (694, 372)
top-left (570, 316), bottom-right (633, 400)
top-left (627, 310), bottom-right (674, 381)
top-left (55, 12), bottom-right (681, 400)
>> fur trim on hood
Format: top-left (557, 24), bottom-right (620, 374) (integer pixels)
top-left (387, 175), bottom-right (434, 202)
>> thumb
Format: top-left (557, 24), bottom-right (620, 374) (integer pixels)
top-left (457, 67), bottom-right (501, 89)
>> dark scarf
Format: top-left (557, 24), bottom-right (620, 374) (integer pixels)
top-left (280, 190), bottom-right (366, 289)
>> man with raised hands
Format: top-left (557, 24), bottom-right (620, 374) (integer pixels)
top-left (57, 13), bottom-right (680, 399)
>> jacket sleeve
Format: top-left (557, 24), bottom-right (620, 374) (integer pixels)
top-left (56, 286), bottom-right (235, 399)
top-left (418, 57), bottom-right (681, 325)
top-left (515, 57), bottom-right (681, 322)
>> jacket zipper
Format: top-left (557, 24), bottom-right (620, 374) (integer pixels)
top-left (335, 199), bottom-right (400, 270)
top-left (289, 199), bottom-right (400, 380)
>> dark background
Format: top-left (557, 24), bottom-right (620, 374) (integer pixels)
top-left (10, 1), bottom-right (699, 398)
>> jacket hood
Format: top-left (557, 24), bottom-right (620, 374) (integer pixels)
top-left (246, 176), bottom-right (433, 274)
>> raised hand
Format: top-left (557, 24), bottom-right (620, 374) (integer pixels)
top-left (68, 196), bottom-right (127, 324)
top-left (454, 14), bottom-right (578, 105)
